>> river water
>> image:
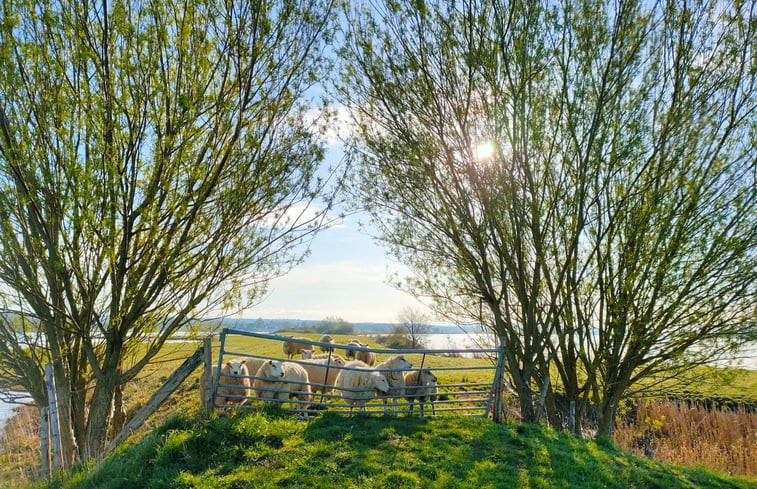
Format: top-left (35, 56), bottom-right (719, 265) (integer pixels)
top-left (402, 333), bottom-right (757, 370)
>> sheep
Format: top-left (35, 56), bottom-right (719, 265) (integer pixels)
top-left (373, 355), bottom-right (413, 413)
top-left (318, 334), bottom-right (335, 353)
top-left (404, 368), bottom-right (438, 416)
top-left (354, 347), bottom-right (376, 366)
top-left (335, 360), bottom-right (390, 413)
top-left (253, 360), bottom-right (312, 414)
top-left (299, 355), bottom-right (346, 393)
top-left (282, 336), bottom-right (315, 359)
top-left (214, 359), bottom-right (251, 407)
top-left (301, 350), bottom-right (346, 364)
top-left (252, 359), bottom-right (285, 400)
top-left (344, 339), bottom-right (363, 359)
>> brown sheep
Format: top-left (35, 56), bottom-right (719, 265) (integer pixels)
top-left (282, 336), bottom-right (315, 359)
top-left (404, 369), bottom-right (438, 416)
top-left (318, 334), bottom-right (335, 353)
top-left (355, 348), bottom-right (376, 366)
top-left (344, 339), bottom-right (363, 359)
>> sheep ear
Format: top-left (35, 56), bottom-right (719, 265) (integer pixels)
top-left (226, 362), bottom-right (232, 368)
top-left (241, 359), bottom-right (247, 364)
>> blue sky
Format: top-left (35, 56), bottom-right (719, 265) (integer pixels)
top-left (243, 135), bottom-right (428, 324)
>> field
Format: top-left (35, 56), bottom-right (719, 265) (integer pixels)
top-left (1, 332), bottom-right (756, 488)
top-left (31, 411), bottom-right (757, 489)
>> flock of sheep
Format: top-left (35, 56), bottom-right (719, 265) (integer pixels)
top-left (201, 335), bottom-right (439, 417)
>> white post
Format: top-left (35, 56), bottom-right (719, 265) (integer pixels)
top-left (569, 400), bottom-right (576, 434)
top-left (44, 363), bottom-right (62, 470)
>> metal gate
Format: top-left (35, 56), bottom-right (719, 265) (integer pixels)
top-left (210, 329), bottom-right (506, 418)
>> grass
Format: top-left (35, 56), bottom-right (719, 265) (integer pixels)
top-left (33, 410), bottom-right (757, 489)
top-left (2, 332), bottom-right (757, 488)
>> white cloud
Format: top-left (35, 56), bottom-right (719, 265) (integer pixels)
top-left (247, 260), bottom-right (426, 323)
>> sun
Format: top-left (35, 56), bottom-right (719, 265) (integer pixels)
top-left (474, 141), bottom-right (496, 161)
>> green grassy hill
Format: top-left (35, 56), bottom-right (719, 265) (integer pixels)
top-left (36, 410), bottom-right (756, 489)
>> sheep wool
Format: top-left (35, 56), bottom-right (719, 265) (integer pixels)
top-left (374, 355), bottom-right (413, 413)
top-left (282, 336), bottom-right (315, 359)
top-left (335, 360), bottom-right (390, 413)
top-left (215, 359), bottom-right (251, 407)
top-left (404, 369), bottom-right (438, 416)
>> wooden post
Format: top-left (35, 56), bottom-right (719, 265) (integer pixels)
top-left (486, 337), bottom-right (507, 422)
top-left (39, 406), bottom-right (50, 477)
top-left (569, 400), bottom-right (576, 434)
top-left (202, 336), bottom-right (213, 413)
top-left (104, 346), bottom-right (205, 457)
top-left (44, 364), bottom-right (62, 470)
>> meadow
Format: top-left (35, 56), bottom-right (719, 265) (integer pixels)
top-left (0, 332), bottom-right (755, 488)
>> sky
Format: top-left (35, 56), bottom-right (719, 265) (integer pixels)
top-left (240, 138), bottom-right (429, 325)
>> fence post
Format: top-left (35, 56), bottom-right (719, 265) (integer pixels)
top-left (212, 329), bottom-right (229, 409)
top-left (486, 336), bottom-right (507, 422)
top-left (44, 364), bottom-right (62, 470)
top-left (569, 400), bottom-right (576, 434)
top-left (202, 336), bottom-right (213, 412)
top-left (39, 406), bottom-right (50, 477)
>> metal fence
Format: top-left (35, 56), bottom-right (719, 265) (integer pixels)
top-left (209, 328), bottom-right (506, 418)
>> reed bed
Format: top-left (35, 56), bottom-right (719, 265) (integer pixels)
top-left (614, 399), bottom-right (757, 477)
top-left (0, 405), bottom-right (41, 488)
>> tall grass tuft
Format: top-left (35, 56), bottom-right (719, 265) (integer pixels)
top-left (615, 399), bottom-right (757, 477)
top-left (0, 405), bottom-right (41, 488)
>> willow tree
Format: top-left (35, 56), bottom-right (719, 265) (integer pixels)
top-left (338, 0), bottom-right (757, 432)
top-left (338, 0), bottom-right (573, 422)
top-left (553, 1), bottom-right (757, 435)
top-left (0, 0), bottom-right (337, 462)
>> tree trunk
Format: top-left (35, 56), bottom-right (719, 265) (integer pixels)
top-left (596, 392), bottom-right (623, 436)
top-left (46, 327), bottom-right (79, 466)
top-left (83, 365), bottom-right (119, 460)
top-left (544, 384), bottom-right (561, 430)
top-left (517, 383), bottom-right (536, 423)
top-left (111, 381), bottom-right (126, 437)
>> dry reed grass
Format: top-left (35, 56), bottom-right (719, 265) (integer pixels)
top-left (0, 405), bottom-right (41, 488)
top-left (614, 399), bottom-right (757, 477)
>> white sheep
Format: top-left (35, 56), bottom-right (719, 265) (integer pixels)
top-left (253, 360), bottom-right (312, 413)
top-left (214, 359), bottom-right (252, 407)
top-left (318, 334), bottom-right (335, 353)
top-left (373, 355), bottom-right (413, 414)
top-left (335, 360), bottom-right (390, 413)
top-left (252, 359), bottom-right (285, 400)
top-left (299, 355), bottom-right (346, 393)
top-left (282, 336), bottom-right (315, 359)
top-left (404, 368), bottom-right (438, 416)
